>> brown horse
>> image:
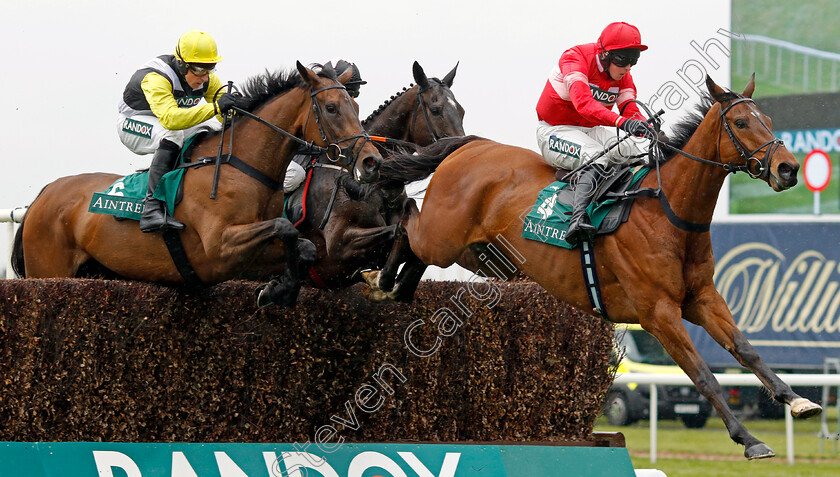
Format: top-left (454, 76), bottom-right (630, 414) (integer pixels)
top-left (292, 61), bottom-right (464, 289)
top-left (12, 62), bottom-right (382, 307)
top-left (369, 75), bottom-right (820, 459)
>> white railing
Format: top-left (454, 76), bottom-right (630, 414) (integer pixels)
top-left (736, 34), bottom-right (840, 93)
top-left (1, 207), bottom-right (26, 279)
top-left (613, 372), bottom-right (840, 465)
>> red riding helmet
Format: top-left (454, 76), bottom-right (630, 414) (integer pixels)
top-left (598, 22), bottom-right (648, 52)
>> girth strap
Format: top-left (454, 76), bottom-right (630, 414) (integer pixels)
top-left (161, 229), bottom-right (203, 286)
top-left (579, 241), bottom-right (609, 320)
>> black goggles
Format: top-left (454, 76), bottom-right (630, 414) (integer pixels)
top-left (610, 53), bottom-right (638, 68)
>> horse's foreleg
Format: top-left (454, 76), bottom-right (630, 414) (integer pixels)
top-left (685, 287), bottom-right (822, 419)
top-left (641, 300), bottom-right (774, 460)
top-left (370, 224), bottom-right (410, 292)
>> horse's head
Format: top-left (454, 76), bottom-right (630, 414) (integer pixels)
top-left (411, 61), bottom-right (466, 145)
top-left (297, 61), bottom-right (382, 183)
top-left (706, 75), bottom-right (799, 191)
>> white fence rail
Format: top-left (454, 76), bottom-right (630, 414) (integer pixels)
top-left (613, 372), bottom-right (840, 465)
top-left (1, 207), bottom-right (26, 279)
top-left (736, 33), bottom-right (840, 93)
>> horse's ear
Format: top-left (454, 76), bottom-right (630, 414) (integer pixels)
top-left (742, 73), bottom-right (756, 98)
top-left (413, 61), bottom-right (431, 91)
top-left (705, 75), bottom-right (730, 103)
top-left (336, 67), bottom-right (353, 85)
top-left (296, 61), bottom-right (319, 86)
top-left (442, 61), bottom-right (459, 88)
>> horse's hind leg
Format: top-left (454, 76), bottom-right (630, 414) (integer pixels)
top-left (21, 210), bottom-right (88, 278)
top-left (685, 286), bottom-right (821, 418)
top-left (641, 299), bottom-right (775, 460)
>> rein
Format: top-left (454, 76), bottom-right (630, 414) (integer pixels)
top-left (657, 97), bottom-right (782, 179)
top-left (621, 96), bottom-right (784, 233)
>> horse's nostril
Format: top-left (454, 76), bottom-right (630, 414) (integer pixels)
top-left (777, 162), bottom-right (798, 180)
top-left (364, 156), bottom-right (380, 172)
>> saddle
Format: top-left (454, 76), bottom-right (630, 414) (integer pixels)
top-left (521, 165), bottom-right (652, 249)
top-left (556, 165), bottom-right (644, 235)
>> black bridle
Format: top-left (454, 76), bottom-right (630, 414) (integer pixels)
top-left (717, 97), bottom-right (783, 180)
top-left (658, 96), bottom-right (783, 180)
top-left (304, 84), bottom-right (371, 173)
top-left (224, 83), bottom-right (371, 174)
top-left (410, 81), bottom-right (444, 143)
top-left (621, 96), bottom-right (786, 233)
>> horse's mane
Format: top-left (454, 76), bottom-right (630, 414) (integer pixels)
top-left (656, 92), bottom-right (740, 160)
top-left (362, 84), bottom-right (416, 126)
top-left (238, 63), bottom-right (335, 111)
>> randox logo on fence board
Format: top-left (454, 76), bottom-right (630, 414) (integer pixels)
top-left (0, 442), bottom-right (636, 477)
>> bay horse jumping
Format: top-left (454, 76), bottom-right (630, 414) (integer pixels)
top-left (11, 62), bottom-right (382, 307)
top-left (369, 75), bottom-right (820, 459)
top-left (290, 61), bottom-right (464, 289)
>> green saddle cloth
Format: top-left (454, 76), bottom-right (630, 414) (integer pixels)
top-left (87, 135), bottom-right (208, 220)
top-left (88, 169), bottom-right (185, 220)
top-left (521, 168), bottom-right (649, 249)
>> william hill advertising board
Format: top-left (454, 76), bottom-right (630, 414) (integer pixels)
top-left (686, 221), bottom-right (840, 370)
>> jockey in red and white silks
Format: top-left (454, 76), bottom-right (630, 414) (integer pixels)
top-left (535, 22), bottom-right (654, 245)
top-left (536, 22), bottom-right (652, 170)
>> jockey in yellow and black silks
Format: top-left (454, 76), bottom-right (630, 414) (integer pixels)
top-left (117, 29), bottom-right (247, 233)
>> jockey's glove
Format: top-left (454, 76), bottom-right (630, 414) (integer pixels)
top-left (620, 119), bottom-right (654, 138)
top-left (217, 92), bottom-right (248, 115)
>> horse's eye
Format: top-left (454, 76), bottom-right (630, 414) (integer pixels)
top-left (326, 104), bottom-right (338, 114)
top-left (430, 106), bottom-right (442, 116)
top-left (734, 119), bottom-right (748, 129)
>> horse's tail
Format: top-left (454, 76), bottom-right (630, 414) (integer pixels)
top-left (378, 135), bottom-right (484, 184)
top-left (10, 210), bottom-right (27, 278)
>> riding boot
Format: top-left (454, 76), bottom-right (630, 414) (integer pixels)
top-left (565, 164), bottom-right (605, 245)
top-left (139, 139), bottom-right (185, 233)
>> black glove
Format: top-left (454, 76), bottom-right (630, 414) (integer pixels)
top-left (216, 92), bottom-right (246, 114)
top-left (619, 119), bottom-right (653, 137)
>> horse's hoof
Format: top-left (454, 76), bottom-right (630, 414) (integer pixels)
top-left (791, 398), bottom-right (822, 419)
top-left (361, 285), bottom-right (394, 303)
top-left (744, 443), bottom-right (775, 460)
top-left (256, 285), bottom-right (274, 309)
top-left (361, 270), bottom-right (381, 289)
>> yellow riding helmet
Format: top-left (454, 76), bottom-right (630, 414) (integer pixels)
top-left (175, 30), bottom-right (223, 64)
